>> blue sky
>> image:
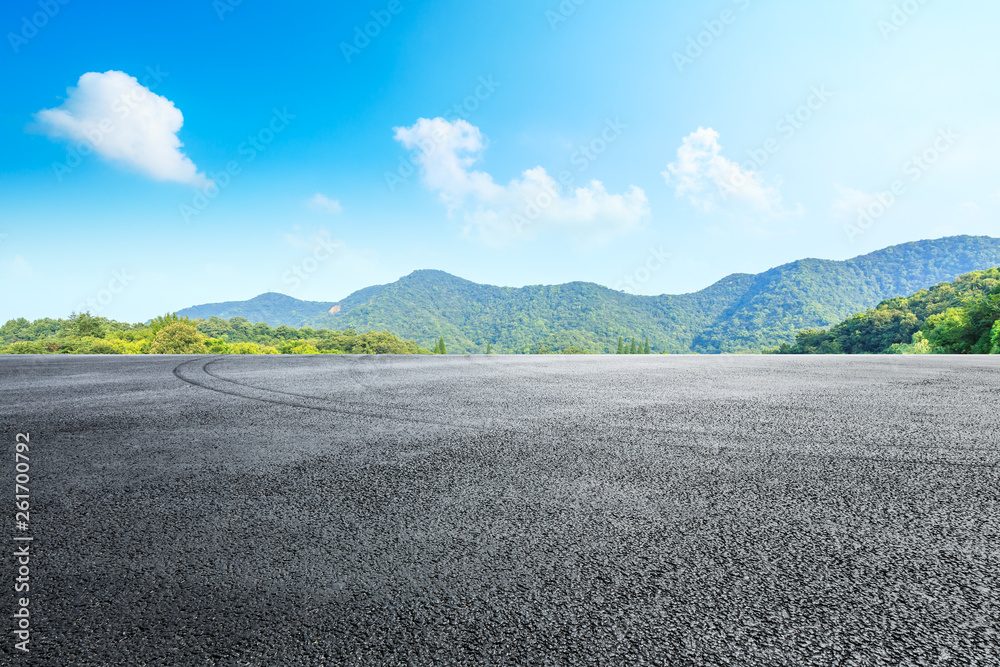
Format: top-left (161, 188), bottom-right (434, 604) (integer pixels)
top-left (2, 0), bottom-right (998, 322)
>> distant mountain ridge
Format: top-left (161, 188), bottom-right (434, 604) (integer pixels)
top-left (176, 293), bottom-right (337, 324)
top-left (176, 235), bottom-right (1000, 353)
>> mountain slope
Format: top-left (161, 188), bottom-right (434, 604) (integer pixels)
top-left (177, 235), bottom-right (1000, 353)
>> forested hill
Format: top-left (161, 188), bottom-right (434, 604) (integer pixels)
top-left (176, 235), bottom-right (1000, 354)
top-left (175, 292), bottom-right (336, 324)
top-left (776, 268), bottom-right (1000, 355)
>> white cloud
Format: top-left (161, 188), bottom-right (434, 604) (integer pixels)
top-left (832, 184), bottom-right (877, 221)
top-left (958, 202), bottom-right (981, 215)
top-left (309, 193), bottom-right (343, 215)
top-left (34, 70), bottom-right (209, 186)
top-left (393, 117), bottom-right (649, 245)
top-left (663, 127), bottom-right (789, 215)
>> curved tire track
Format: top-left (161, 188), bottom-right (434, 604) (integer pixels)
top-left (173, 357), bottom-right (483, 431)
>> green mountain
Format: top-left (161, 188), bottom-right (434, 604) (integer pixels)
top-left (175, 292), bottom-right (336, 324)
top-left (176, 235), bottom-right (1000, 353)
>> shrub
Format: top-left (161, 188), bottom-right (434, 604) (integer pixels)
top-left (286, 343), bottom-right (321, 355)
top-left (227, 342), bottom-right (278, 355)
top-left (3, 341), bottom-right (43, 354)
top-left (206, 338), bottom-right (231, 354)
top-left (149, 323), bottom-right (208, 354)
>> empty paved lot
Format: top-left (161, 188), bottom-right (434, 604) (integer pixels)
top-left (1, 355), bottom-right (998, 665)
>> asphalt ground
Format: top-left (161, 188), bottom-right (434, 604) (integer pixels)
top-left (1, 355), bottom-right (998, 665)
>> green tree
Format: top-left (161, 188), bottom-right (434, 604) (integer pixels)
top-left (293, 343), bottom-right (320, 354)
top-left (616, 336), bottom-right (625, 354)
top-left (629, 337), bottom-right (637, 354)
top-left (643, 336), bottom-right (650, 354)
top-left (434, 336), bottom-right (446, 354)
top-left (149, 313), bottom-right (192, 334)
top-left (149, 322), bottom-right (208, 354)
top-left (67, 312), bottom-right (107, 339)
top-left (924, 307), bottom-right (975, 354)
top-left (888, 331), bottom-right (931, 355)
top-left (486, 342), bottom-right (492, 354)
top-left (990, 319), bottom-right (1000, 354)
top-left (0, 317), bottom-right (31, 344)
top-left (197, 316), bottom-right (233, 339)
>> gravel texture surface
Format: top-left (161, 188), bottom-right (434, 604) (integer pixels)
top-left (1, 354), bottom-right (998, 665)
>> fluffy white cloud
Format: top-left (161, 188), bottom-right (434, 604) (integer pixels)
top-left (393, 117), bottom-right (649, 245)
top-left (309, 193), bottom-right (343, 214)
top-left (34, 70), bottom-right (209, 186)
top-left (663, 127), bottom-right (787, 215)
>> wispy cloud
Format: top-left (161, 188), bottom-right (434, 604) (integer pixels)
top-left (832, 184), bottom-right (877, 221)
top-left (2, 255), bottom-right (33, 279)
top-left (34, 70), bottom-right (209, 186)
top-left (663, 127), bottom-right (792, 215)
top-left (309, 193), bottom-right (343, 215)
top-left (393, 117), bottom-right (649, 245)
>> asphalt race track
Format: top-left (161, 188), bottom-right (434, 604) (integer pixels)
top-left (1, 355), bottom-right (998, 665)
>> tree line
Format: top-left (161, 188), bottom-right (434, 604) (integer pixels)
top-left (0, 314), bottom-right (431, 355)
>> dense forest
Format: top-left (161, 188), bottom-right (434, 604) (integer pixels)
top-left (0, 312), bottom-right (662, 356)
top-left (0, 314), bottom-right (431, 355)
top-left (774, 268), bottom-right (1000, 354)
top-left (177, 235), bottom-right (1000, 354)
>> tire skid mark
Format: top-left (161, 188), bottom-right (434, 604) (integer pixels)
top-left (202, 357), bottom-right (424, 415)
top-left (173, 358), bottom-right (482, 431)
top-left (207, 355), bottom-right (512, 430)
